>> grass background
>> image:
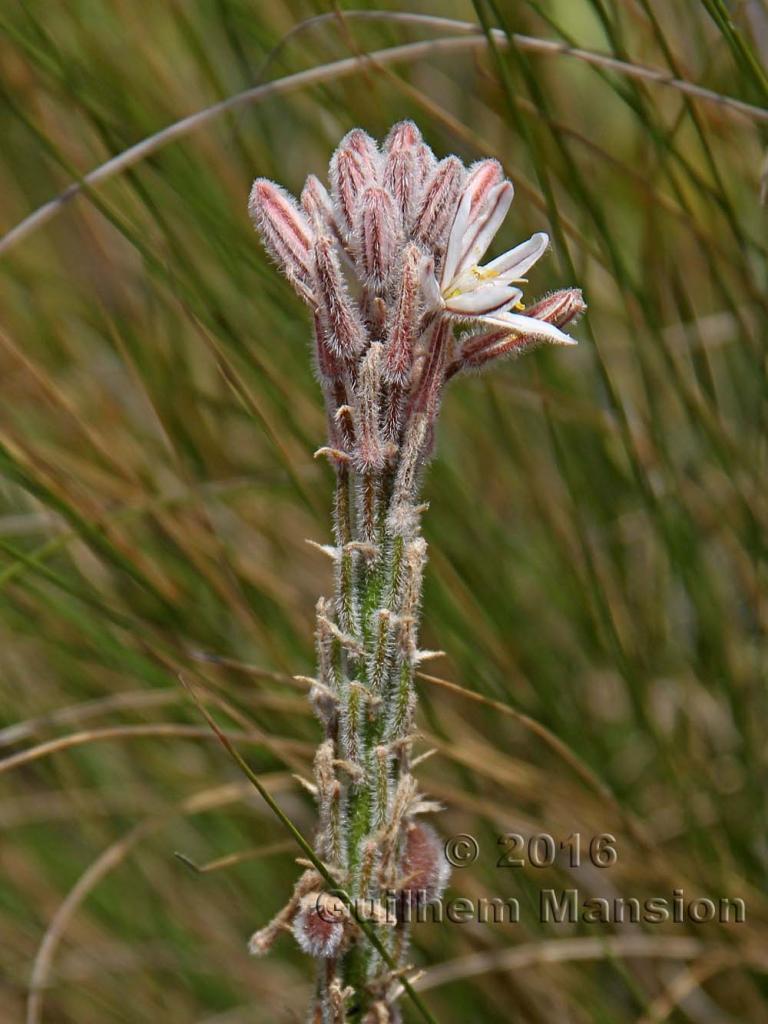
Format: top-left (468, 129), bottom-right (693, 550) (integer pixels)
top-left (0, 1), bottom-right (766, 1021)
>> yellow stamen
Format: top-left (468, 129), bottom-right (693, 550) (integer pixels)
top-left (471, 265), bottom-right (499, 281)
top-left (514, 300), bottom-right (526, 310)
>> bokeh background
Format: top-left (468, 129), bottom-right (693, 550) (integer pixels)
top-left (1, 2), bottom-right (767, 1021)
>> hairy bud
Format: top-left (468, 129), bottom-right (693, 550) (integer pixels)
top-left (330, 129), bottom-right (381, 235)
top-left (313, 236), bottom-right (367, 362)
top-left (383, 245), bottom-right (422, 387)
top-left (382, 245), bottom-right (423, 443)
top-left (526, 287), bottom-right (587, 328)
top-left (293, 892), bottom-right (346, 958)
top-left (354, 342), bottom-right (386, 471)
top-left (384, 120), bottom-right (424, 227)
top-left (458, 327), bottom-right (516, 362)
top-left (398, 822), bottom-right (450, 914)
top-left (301, 174), bottom-right (336, 234)
top-left (248, 179), bottom-right (315, 293)
top-left (356, 188), bottom-right (399, 290)
top-left (384, 120), bottom-right (422, 156)
top-left (412, 156), bottom-right (465, 252)
top-left (415, 141), bottom-right (437, 184)
top-left (454, 329), bottom-right (550, 372)
top-left (411, 320), bottom-right (451, 420)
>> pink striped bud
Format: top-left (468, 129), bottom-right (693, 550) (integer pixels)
top-left (411, 319), bottom-right (451, 420)
top-left (329, 129), bottom-right (381, 235)
top-left (353, 343), bottom-right (386, 471)
top-left (412, 156), bottom-right (465, 252)
top-left (456, 331), bottom-right (547, 372)
top-left (457, 327), bottom-right (514, 362)
top-left (382, 246), bottom-right (422, 445)
top-left (415, 141), bottom-right (438, 184)
top-left (525, 288), bottom-right (587, 328)
top-left (301, 174), bottom-right (335, 234)
top-left (345, 128), bottom-right (380, 176)
top-left (384, 150), bottom-right (416, 229)
top-left (383, 245), bottom-right (421, 387)
top-left (384, 120), bottom-right (422, 155)
top-left (356, 187), bottom-right (399, 290)
top-left (248, 178), bottom-right (315, 292)
top-left (313, 236), bottom-right (367, 362)
top-left (384, 121), bottom-right (423, 226)
top-left (465, 159), bottom-right (504, 217)
top-left (330, 151), bottom-right (364, 235)
top-left (292, 892), bottom-right (345, 958)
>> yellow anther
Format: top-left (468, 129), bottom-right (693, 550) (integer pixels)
top-left (471, 265), bottom-right (499, 281)
top-left (514, 300), bottom-right (526, 310)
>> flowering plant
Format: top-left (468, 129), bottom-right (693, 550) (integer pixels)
top-left (247, 122), bottom-right (583, 1023)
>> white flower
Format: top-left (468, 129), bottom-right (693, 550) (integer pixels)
top-left (433, 181), bottom-right (576, 346)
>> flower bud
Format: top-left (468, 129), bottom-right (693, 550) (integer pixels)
top-left (313, 236), bottom-right (367, 362)
top-left (410, 320), bottom-right (450, 420)
top-left (383, 245), bottom-right (422, 387)
top-left (415, 141), bottom-right (437, 184)
top-left (301, 174), bottom-right (335, 234)
top-left (248, 178), bottom-right (315, 292)
top-left (384, 120), bottom-right (422, 155)
top-left (398, 822), bottom-right (450, 914)
top-left (459, 327), bottom-right (515, 361)
top-left (330, 129), bottom-right (381, 235)
top-left (457, 332), bottom-right (549, 371)
top-left (413, 156), bottom-right (465, 252)
top-left (292, 892), bottom-right (346, 958)
top-left (525, 288), bottom-right (587, 328)
top-left (353, 342), bottom-right (386, 471)
top-left (356, 187), bottom-right (399, 290)
top-left (384, 121), bottom-right (424, 227)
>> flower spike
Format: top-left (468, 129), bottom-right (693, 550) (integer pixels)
top-left (246, 124), bottom-right (583, 1024)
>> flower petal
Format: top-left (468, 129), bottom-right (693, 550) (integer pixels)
top-left (480, 310), bottom-right (577, 345)
top-left (444, 283), bottom-right (521, 316)
top-left (456, 181), bottom-right (514, 278)
top-left (484, 232), bottom-right (549, 282)
top-left (465, 159), bottom-right (504, 216)
top-left (440, 188), bottom-right (472, 289)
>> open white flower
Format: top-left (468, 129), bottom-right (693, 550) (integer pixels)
top-left (435, 181), bottom-right (576, 346)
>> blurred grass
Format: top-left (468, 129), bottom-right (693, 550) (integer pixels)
top-left (0, 1), bottom-right (767, 1021)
